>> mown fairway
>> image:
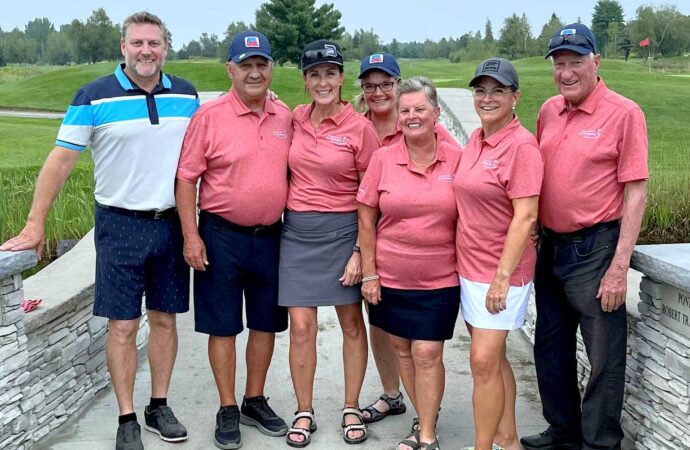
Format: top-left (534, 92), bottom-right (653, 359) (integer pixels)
top-left (0, 57), bottom-right (688, 246)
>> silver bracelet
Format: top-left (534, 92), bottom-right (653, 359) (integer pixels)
top-left (361, 274), bottom-right (380, 283)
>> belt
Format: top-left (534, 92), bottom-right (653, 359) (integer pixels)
top-left (200, 211), bottom-right (282, 235)
top-left (541, 220), bottom-right (620, 241)
top-left (96, 203), bottom-right (177, 220)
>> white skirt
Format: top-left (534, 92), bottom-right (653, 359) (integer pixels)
top-left (460, 277), bottom-right (532, 330)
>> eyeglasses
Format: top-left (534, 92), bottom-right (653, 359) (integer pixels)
top-left (361, 81), bottom-right (396, 93)
top-left (472, 87), bottom-right (516, 99)
top-left (301, 46), bottom-right (343, 69)
top-left (547, 33), bottom-right (594, 52)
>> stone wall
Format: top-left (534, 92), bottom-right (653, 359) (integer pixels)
top-left (0, 232), bottom-right (149, 449)
top-left (521, 245), bottom-right (690, 450)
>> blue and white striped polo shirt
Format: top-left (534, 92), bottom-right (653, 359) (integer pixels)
top-left (56, 64), bottom-right (199, 211)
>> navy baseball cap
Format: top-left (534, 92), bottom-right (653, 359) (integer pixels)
top-left (469, 57), bottom-right (519, 90)
top-left (358, 53), bottom-right (401, 79)
top-left (545, 23), bottom-right (597, 58)
top-left (300, 40), bottom-right (343, 71)
top-left (227, 30), bottom-right (273, 63)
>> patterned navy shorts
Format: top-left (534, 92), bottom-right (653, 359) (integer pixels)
top-left (93, 205), bottom-right (190, 320)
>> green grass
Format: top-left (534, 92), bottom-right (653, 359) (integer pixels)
top-left (0, 166), bottom-right (95, 257)
top-left (0, 57), bottom-right (688, 244)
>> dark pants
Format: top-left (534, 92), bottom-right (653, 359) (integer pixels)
top-left (534, 222), bottom-right (626, 450)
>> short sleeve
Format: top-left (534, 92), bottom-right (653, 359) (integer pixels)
top-left (356, 150), bottom-right (384, 208)
top-left (617, 106), bottom-right (649, 183)
top-left (176, 109), bottom-right (210, 184)
top-left (505, 142), bottom-right (544, 200)
top-left (354, 121), bottom-right (381, 172)
top-left (55, 89), bottom-right (94, 152)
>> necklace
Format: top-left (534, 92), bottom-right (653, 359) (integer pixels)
top-left (408, 149), bottom-right (437, 164)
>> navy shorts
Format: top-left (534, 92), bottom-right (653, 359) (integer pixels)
top-left (194, 211), bottom-right (288, 336)
top-left (94, 205), bottom-right (190, 320)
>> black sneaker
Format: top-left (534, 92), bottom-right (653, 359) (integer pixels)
top-left (216, 405), bottom-right (242, 449)
top-left (116, 421), bottom-right (144, 450)
top-left (144, 405), bottom-right (188, 442)
top-left (240, 396), bottom-right (288, 436)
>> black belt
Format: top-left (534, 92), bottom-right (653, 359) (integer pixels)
top-left (541, 220), bottom-right (620, 240)
top-left (96, 203), bottom-right (177, 220)
top-left (200, 210), bottom-right (282, 235)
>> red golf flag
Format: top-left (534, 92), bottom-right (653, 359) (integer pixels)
top-left (639, 37), bottom-right (650, 47)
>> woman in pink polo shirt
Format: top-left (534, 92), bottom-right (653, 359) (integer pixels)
top-left (355, 52), bottom-right (461, 426)
top-left (454, 58), bottom-right (543, 450)
top-left (358, 76), bottom-right (462, 450)
top-left (279, 40), bottom-right (380, 448)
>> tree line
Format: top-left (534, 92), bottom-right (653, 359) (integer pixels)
top-left (1, 0), bottom-right (688, 67)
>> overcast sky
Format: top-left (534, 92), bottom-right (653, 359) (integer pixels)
top-left (1, 0), bottom-right (686, 48)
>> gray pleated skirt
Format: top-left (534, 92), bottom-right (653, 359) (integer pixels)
top-left (278, 210), bottom-right (361, 307)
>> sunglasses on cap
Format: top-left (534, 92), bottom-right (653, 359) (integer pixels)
top-left (301, 44), bottom-right (343, 68)
top-left (548, 33), bottom-right (595, 52)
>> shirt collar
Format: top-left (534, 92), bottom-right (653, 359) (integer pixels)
top-left (227, 88), bottom-right (275, 116)
top-left (115, 63), bottom-right (170, 92)
top-left (558, 78), bottom-right (607, 115)
top-left (477, 116), bottom-right (521, 148)
top-left (394, 132), bottom-right (449, 166)
top-left (297, 101), bottom-right (354, 126)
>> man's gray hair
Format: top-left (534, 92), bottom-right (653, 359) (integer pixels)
top-left (122, 11), bottom-right (171, 47)
top-left (397, 76), bottom-right (439, 108)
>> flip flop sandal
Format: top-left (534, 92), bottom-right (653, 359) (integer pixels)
top-left (398, 430), bottom-right (421, 450)
top-left (286, 410), bottom-right (317, 448)
top-left (341, 407), bottom-right (368, 444)
top-left (362, 392), bottom-right (406, 423)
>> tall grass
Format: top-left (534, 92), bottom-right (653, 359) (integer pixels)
top-left (0, 166), bottom-right (95, 258)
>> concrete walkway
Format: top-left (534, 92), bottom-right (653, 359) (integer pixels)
top-left (35, 304), bottom-right (547, 450)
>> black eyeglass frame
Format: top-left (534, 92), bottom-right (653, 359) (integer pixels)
top-left (300, 47), bottom-right (343, 70)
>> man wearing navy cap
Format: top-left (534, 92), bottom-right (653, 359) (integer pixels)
top-left (176, 30), bottom-right (292, 449)
top-left (521, 23), bottom-right (648, 450)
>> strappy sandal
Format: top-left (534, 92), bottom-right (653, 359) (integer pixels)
top-left (411, 407), bottom-right (441, 433)
top-left (398, 430), bottom-right (421, 450)
top-left (420, 437), bottom-right (440, 449)
top-left (362, 392), bottom-right (407, 423)
top-left (341, 407), bottom-right (368, 444)
top-left (286, 410), bottom-right (317, 448)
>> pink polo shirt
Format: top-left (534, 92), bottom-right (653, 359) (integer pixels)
top-left (287, 102), bottom-right (380, 212)
top-left (454, 118), bottom-right (543, 286)
top-left (177, 89), bottom-right (292, 226)
top-left (357, 136), bottom-right (462, 290)
top-left (537, 80), bottom-right (649, 233)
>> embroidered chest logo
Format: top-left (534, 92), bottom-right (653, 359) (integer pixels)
top-left (438, 174), bottom-right (455, 182)
top-left (272, 130), bottom-right (288, 140)
top-left (578, 129), bottom-right (602, 139)
top-left (326, 134), bottom-right (349, 146)
top-left (482, 159), bottom-right (500, 170)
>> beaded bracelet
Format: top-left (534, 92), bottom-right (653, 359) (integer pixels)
top-left (361, 274), bottom-right (380, 283)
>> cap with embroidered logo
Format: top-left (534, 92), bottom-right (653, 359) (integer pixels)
top-left (469, 57), bottom-right (519, 90)
top-left (545, 23), bottom-right (597, 58)
top-left (227, 30), bottom-right (273, 63)
top-left (358, 53), bottom-right (401, 79)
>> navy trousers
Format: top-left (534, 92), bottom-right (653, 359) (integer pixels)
top-left (534, 222), bottom-right (626, 450)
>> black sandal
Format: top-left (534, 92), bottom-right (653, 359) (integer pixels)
top-left (420, 437), bottom-right (440, 449)
top-left (398, 430), bottom-right (421, 450)
top-left (362, 392), bottom-right (406, 423)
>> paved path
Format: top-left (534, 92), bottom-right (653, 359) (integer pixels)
top-left (35, 304), bottom-right (547, 450)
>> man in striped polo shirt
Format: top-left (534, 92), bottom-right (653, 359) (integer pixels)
top-left (2, 11), bottom-right (199, 450)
